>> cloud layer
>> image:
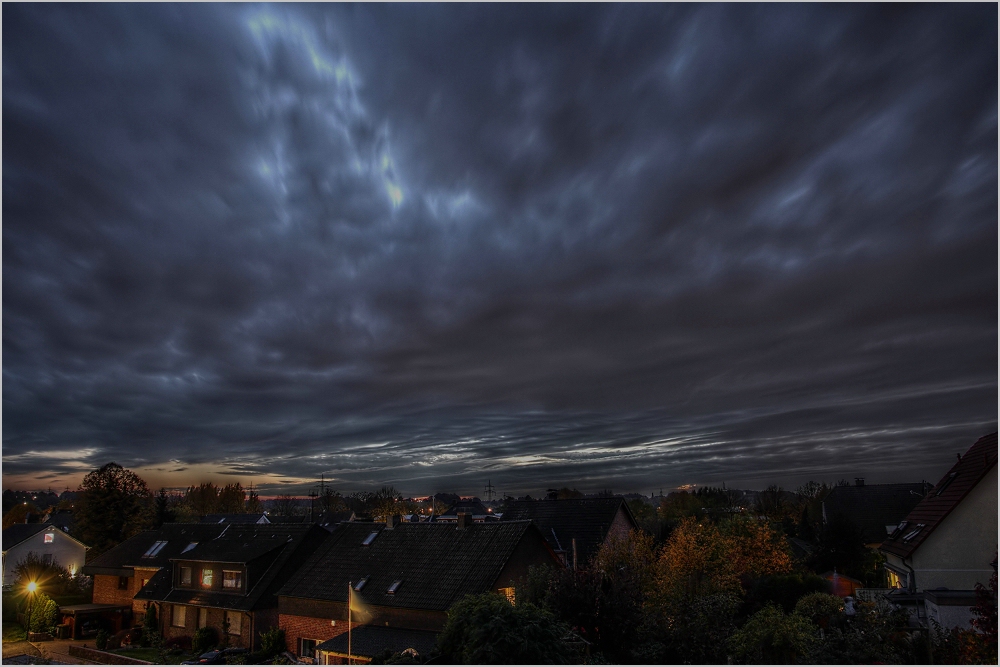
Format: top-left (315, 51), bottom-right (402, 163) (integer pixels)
top-left (3, 4), bottom-right (996, 495)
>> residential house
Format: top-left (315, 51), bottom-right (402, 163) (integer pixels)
top-left (880, 432), bottom-right (997, 630)
top-left (500, 497), bottom-right (638, 569)
top-left (81, 524), bottom-right (225, 634)
top-left (2, 523), bottom-right (89, 587)
top-left (277, 514), bottom-right (561, 664)
top-left (821, 479), bottom-right (932, 546)
top-left (433, 500), bottom-right (496, 523)
top-left (134, 523), bottom-right (328, 651)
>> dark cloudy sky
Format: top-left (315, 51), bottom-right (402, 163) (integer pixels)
top-left (3, 3), bottom-right (996, 497)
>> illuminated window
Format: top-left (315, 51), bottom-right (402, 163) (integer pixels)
top-left (202, 569), bottom-right (214, 587)
top-left (226, 610), bottom-right (242, 635)
top-left (44, 533), bottom-right (54, 544)
top-left (223, 570), bottom-right (242, 590)
top-left (172, 605), bottom-right (187, 628)
top-left (180, 567), bottom-right (192, 586)
top-left (498, 587), bottom-right (515, 605)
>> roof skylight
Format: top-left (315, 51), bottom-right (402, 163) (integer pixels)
top-left (362, 531), bottom-right (379, 546)
top-left (387, 579), bottom-right (402, 594)
top-left (142, 540), bottom-right (168, 558)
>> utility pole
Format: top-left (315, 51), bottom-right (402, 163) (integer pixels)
top-left (484, 480), bottom-right (496, 502)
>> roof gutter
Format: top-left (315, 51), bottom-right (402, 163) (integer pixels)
top-left (902, 556), bottom-right (917, 594)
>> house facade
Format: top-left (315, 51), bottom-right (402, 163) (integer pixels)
top-left (134, 523), bottom-right (328, 651)
top-left (2, 523), bottom-right (89, 587)
top-left (880, 432), bottom-right (997, 630)
top-left (500, 497), bottom-right (638, 569)
top-left (277, 515), bottom-right (561, 663)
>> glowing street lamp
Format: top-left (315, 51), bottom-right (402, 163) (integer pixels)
top-left (26, 581), bottom-right (37, 593)
top-left (25, 581), bottom-right (38, 634)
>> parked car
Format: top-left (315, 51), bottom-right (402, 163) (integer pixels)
top-left (181, 647), bottom-right (248, 665)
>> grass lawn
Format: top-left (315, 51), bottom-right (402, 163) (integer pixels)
top-left (2, 621), bottom-right (27, 643)
top-left (112, 647), bottom-right (193, 664)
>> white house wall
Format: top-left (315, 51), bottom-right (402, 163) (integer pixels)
top-left (2, 527), bottom-right (87, 585)
top-left (911, 463), bottom-right (997, 591)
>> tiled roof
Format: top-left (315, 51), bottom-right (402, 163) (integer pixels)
top-left (200, 514), bottom-right (268, 524)
top-left (81, 524), bottom-right (226, 575)
top-left (2, 523), bottom-right (48, 550)
top-left (314, 625), bottom-right (438, 659)
top-left (822, 482), bottom-right (931, 543)
top-left (881, 432), bottom-right (997, 560)
top-left (500, 498), bottom-right (636, 565)
top-left (135, 524), bottom-right (327, 611)
top-left (278, 521), bottom-right (548, 612)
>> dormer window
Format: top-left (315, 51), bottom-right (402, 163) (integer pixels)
top-left (202, 569), bottom-right (214, 587)
top-left (180, 567), bottom-right (192, 585)
top-left (143, 541), bottom-right (168, 558)
top-left (362, 532), bottom-right (379, 546)
top-left (223, 570), bottom-right (242, 590)
top-left (354, 577), bottom-right (369, 592)
top-left (387, 580), bottom-right (402, 595)
top-left (181, 542), bottom-right (198, 554)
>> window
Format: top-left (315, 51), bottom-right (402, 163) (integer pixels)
top-left (299, 639), bottom-right (319, 658)
top-left (172, 605), bottom-right (187, 628)
top-left (180, 567), bottom-right (193, 586)
top-left (44, 533), bottom-right (54, 544)
top-left (353, 577), bottom-right (369, 592)
top-left (141, 578), bottom-right (150, 589)
top-left (225, 610), bottom-right (242, 635)
top-left (181, 542), bottom-right (198, 554)
top-left (902, 524), bottom-right (925, 542)
top-left (935, 472), bottom-right (959, 496)
top-left (42, 554), bottom-right (53, 566)
top-left (198, 608), bottom-right (208, 629)
top-left (202, 569), bottom-right (214, 587)
top-left (118, 576), bottom-right (130, 590)
top-left (362, 531), bottom-right (379, 546)
top-left (498, 587), bottom-right (515, 605)
top-left (143, 541), bottom-right (168, 558)
top-left (223, 570), bottom-right (242, 590)
top-left (387, 580), bottom-right (402, 595)
top-left (887, 569), bottom-right (908, 590)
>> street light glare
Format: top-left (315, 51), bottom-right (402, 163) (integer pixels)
top-left (27, 581), bottom-right (37, 593)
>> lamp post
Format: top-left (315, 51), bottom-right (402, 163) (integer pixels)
top-left (25, 581), bottom-right (38, 635)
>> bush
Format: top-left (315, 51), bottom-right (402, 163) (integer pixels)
top-left (141, 605), bottom-right (158, 647)
top-left (193, 626), bottom-right (219, 654)
top-left (95, 629), bottom-right (110, 651)
top-left (437, 592), bottom-right (583, 664)
top-left (794, 592), bottom-right (844, 629)
top-left (745, 573), bottom-right (829, 614)
top-left (728, 604), bottom-right (816, 664)
top-left (28, 593), bottom-right (59, 633)
top-left (259, 627), bottom-right (285, 658)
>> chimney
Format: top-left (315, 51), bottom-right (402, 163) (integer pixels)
top-left (456, 512), bottom-right (471, 530)
top-left (854, 478), bottom-right (865, 487)
top-left (385, 515), bottom-right (400, 530)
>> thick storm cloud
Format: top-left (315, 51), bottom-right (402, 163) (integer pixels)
top-left (3, 4), bottom-right (996, 496)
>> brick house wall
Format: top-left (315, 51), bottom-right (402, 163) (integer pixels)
top-left (279, 613), bottom-right (356, 656)
top-left (161, 604), bottom-right (255, 650)
top-left (607, 506), bottom-right (635, 542)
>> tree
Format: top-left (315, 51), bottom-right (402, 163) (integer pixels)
top-left (755, 485), bottom-right (786, 520)
top-left (436, 593), bottom-right (582, 664)
top-left (154, 488), bottom-right (176, 528)
top-left (245, 486), bottom-right (263, 514)
top-left (13, 552), bottom-right (86, 598)
top-left (184, 483), bottom-right (220, 517)
top-left (273, 495), bottom-right (298, 517)
top-left (142, 604), bottom-right (159, 647)
top-left (3, 502), bottom-right (40, 529)
top-left (370, 486), bottom-right (402, 522)
top-left (217, 483), bottom-right (246, 514)
top-left (73, 463), bottom-right (153, 557)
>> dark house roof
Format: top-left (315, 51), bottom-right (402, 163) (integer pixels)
top-left (279, 520), bottom-right (555, 612)
top-left (882, 432), bottom-right (998, 560)
top-left (81, 524), bottom-right (236, 577)
top-left (822, 482), bottom-right (932, 543)
top-left (440, 500), bottom-right (490, 517)
top-left (200, 513), bottom-right (269, 524)
top-left (500, 498), bottom-right (637, 566)
top-left (314, 625), bottom-right (438, 659)
top-left (2, 523), bottom-right (48, 551)
top-left (135, 524), bottom-right (328, 612)
top-left (43, 511), bottom-right (76, 533)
